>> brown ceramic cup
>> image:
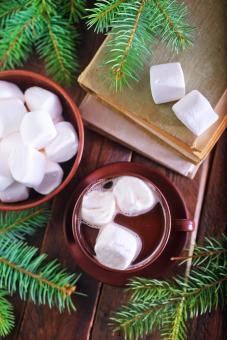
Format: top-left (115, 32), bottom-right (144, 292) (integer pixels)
top-left (0, 70), bottom-right (84, 211)
top-left (72, 169), bottom-right (194, 273)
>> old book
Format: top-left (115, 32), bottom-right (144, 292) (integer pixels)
top-left (80, 95), bottom-right (200, 179)
top-left (78, 0), bottom-right (227, 164)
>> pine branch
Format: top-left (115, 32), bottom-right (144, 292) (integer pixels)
top-left (36, 16), bottom-right (79, 86)
top-left (0, 205), bottom-right (50, 240)
top-left (0, 290), bottom-right (15, 337)
top-left (111, 235), bottom-right (227, 340)
top-left (0, 238), bottom-right (79, 312)
top-left (60, 0), bottom-right (86, 23)
top-left (152, 0), bottom-right (194, 52)
top-left (103, 0), bottom-right (156, 90)
top-left (86, 0), bottom-right (126, 33)
top-left (0, 0), bottom-right (30, 28)
top-left (0, 6), bottom-right (39, 70)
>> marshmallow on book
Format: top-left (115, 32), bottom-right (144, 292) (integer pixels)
top-left (45, 121), bottom-right (78, 163)
top-left (33, 161), bottom-right (64, 195)
top-left (9, 144), bottom-right (46, 187)
top-left (24, 86), bottom-right (63, 122)
top-left (0, 98), bottom-right (27, 138)
top-left (150, 62), bottom-right (185, 104)
top-left (20, 110), bottom-right (57, 149)
top-left (94, 222), bottom-right (142, 270)
top-left (172, 90), bottom-right (219, 136)
top-left (113, 176), bottom-right (157, 215)
top-left (81, 190), bottom-right (116, 227)
top-left (0, 182), bottom-right (29, 203)
top-left (0, 80), bottom-right (24, 101)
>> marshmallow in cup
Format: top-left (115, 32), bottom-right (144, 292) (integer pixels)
top-left (113, 176), bottom-right (158, 215)
top-left (172, 90), bottom-right (219, 136)
top-left (94, 222), bottom-right (142, 270)
top-left (81, 190), bottom-right (116, 227)
top-left (150, 62), bottom-right (185, 104)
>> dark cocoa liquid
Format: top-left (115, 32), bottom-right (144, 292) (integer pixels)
top-left (78, 177), bottom-right (166, 266)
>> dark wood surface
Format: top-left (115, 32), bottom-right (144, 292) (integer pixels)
top-left (4, 28), bottom-right (226, 340)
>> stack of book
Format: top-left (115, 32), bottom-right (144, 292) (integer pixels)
top-left (78, 1), bottom-right (226, 178)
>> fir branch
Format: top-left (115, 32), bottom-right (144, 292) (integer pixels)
top-left (0, 6), bottom-right (39, 70)
top-left (60, 0), bottom-right (86, 23)
top-left (112, 235), bottom-right (227, 340)
top-left (0, 0), bottom-right (30, 28)
top-left (0, 205), bottom-right (50, 240)
top-left (86, 0), bottom-right (126, 33)
top-left (0, 290), bottom-right (15, 337)
top-left (152, 0), bottom-right (193, 52)
top-left (36, 16), bottom-right (79, 85)
top-left (104, 0), bottom-right (156, 90)
top-left (0, 239), bottom-right (79, 312)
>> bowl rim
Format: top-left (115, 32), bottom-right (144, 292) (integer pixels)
top-left (0, 69), bottom-right (84, 211)
top-left (72, 171), bottom-right (172, 273)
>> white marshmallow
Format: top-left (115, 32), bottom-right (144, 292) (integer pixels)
top-left (0, 157), bottom-right (14, 191)
top-left (45, 122), bottom-right (78, 163)
top-left (53, 114), bottom-right (64, 124)
top-left (172, 90), bottom-right (219, 136)
top-left (9, 144), bottom-right (46, 187)
top-left (150, 62), bottom-right (185, 104)
top-left (113, 176), bottom-right (158, 215)
top-left (0, 81), bottom-right (24, 101)
top-left (33, 161), bottom-right (63, 195)
top-left (0, 99), bottom-right (27, 138)
top-left (0, 132), bottom-right (23, 159)
top-left (20, 110), bottom-right (57, 149)
top-left (24, 86), bottom-right (63, 121)
top-left (94, 222), bottom-right (142, 270)
top-left (0, 182), bottom-right (29, 203)
top-left (81, 190), bottom-right (116, 227)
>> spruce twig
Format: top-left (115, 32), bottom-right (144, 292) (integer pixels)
top-left (111, 235), bottom-right (227, 340)
top-left (0, 290), bottom-right (15, 337)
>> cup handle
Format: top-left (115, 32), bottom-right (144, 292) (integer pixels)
top-left (172, 219), bottom-right (195, 232)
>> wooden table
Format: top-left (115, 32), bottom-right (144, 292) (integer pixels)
top-left (5, 31), bottom-right (227, 340)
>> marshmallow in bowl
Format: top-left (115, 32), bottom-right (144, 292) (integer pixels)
top-left (0, 81), bottom-right (24, 101)
top-left (9, 144), bottom-right (46, 187)
top-left (0, 99), bottom-right (27, 138)
top-left (0, 157), bottom-right (14, 191)
top-left (0, 182), bottom-right (29, 203)
top-left (113, 176), bottom-right (157, 215)
top-left (81, 190), bottom-right (116, 227)
top-left (20, 110), bottom-right (57, 149)
top-left (24, 86), bottom-right (63, 121)
top-left (150, 63), bottom-right (185, 104)
top-left (172, 90), bottom-right (219, 136)
top-left (94, 222), bottom-right (142, 270)
top-left (33, 161), bottom-right (64, 195)
top-left (45, 121), bottom-right (78, 163)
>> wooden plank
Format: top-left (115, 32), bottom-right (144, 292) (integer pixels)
top-left (90, 153), bottom-right (210, 340)
top-left (17, 133), bottom-right (132, 340)
top-left (188, 131), bottom-right (227, 340)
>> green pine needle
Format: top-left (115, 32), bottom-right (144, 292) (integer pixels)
top-left (36, 16), bottom-right (79, 86)
top-left (0, 238), bottom-right (79, 312)
top-left (0, 290), bottom-right (15, 337)
top-left (111, 235), bottom-right (227, 340)
top-left (87, 0), bottom-right (194, 91)
top-left (61, 0), bottom-right (86, 23)
top-left (0, 205), bottom-right (50, 240)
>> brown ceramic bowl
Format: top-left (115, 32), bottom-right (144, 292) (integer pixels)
top-left (0, 70), bottom-right (84, 211)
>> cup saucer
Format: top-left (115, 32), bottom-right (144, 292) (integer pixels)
top-left (63, 162), bottom-right (190, 286)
